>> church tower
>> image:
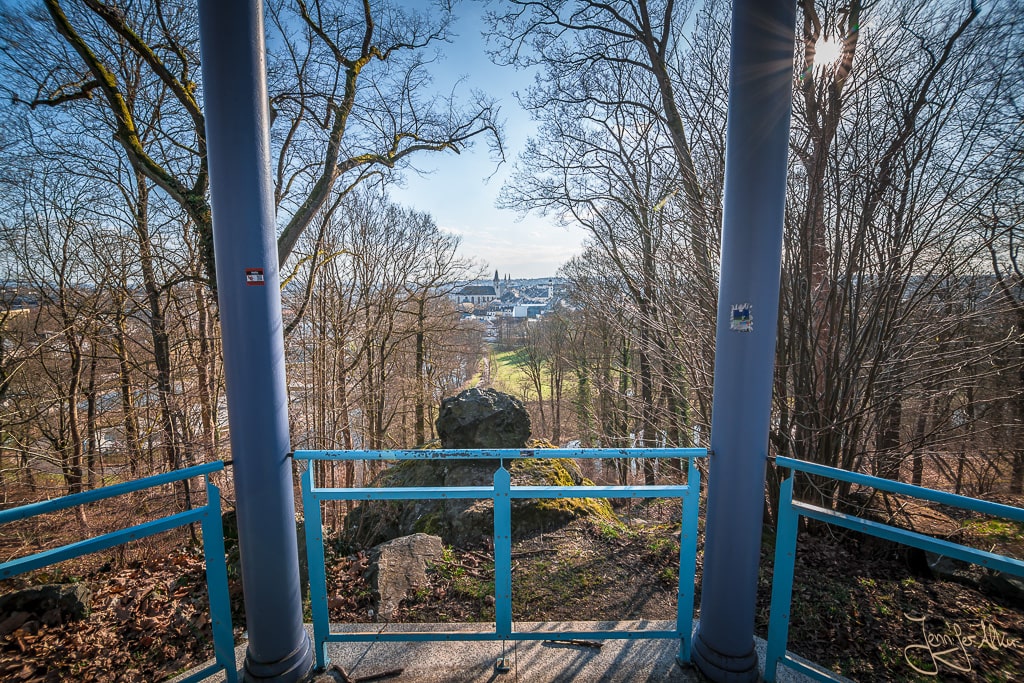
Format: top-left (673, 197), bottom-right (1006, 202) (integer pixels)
top-left (494, 269), bottom-right (501, 296)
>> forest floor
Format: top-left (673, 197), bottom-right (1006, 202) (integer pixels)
top-left (1, 496), bottom-right (1024, 682)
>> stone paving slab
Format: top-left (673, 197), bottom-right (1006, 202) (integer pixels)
top-left (173, 620), bottom-right (842, 682)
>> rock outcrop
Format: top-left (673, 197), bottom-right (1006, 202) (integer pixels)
top-left (365, 533), bottom-right (445, 620)
top-left (342, 389), bottom-right (615, 549)
top-left (436, 388), bottom-right (531, 450)
top-left (0, 584), bottom-right (92, 636)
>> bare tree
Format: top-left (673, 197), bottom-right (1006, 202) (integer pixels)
top-left (3, 169), bottom-right (96, 496)
top-left (1, 0), bottom-right (502, 289)
top-left (486, 0), bottom-right (720, 319)
top-left (774, 0), bottom-right (1023, 500)
top-left (401, 229), bottom-right (483, 446)
top-left (488, 0), bottom-right (731, 480)
top-left (988, 184), bottom-right (1024, 491)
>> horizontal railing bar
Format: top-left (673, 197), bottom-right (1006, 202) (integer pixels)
top-left (325, 631), bottom-right (498, 643)
top-left (295, 448), bottom-right (707, 462)
top-left (514, 629), bottom-right (680, 641)
top-left (509, 485), bottom-right (689, 499)
top-left (775, 456), bottom-right (1024, 522)
top-left (325, 629), bottom-right (681, 643)
top-left (0, 461), bottom-right (224, 524)
top-left (780, 654), bottom-right (845, 683)
top-left (312, 486), bottom-right (493, 501)
top-left (310, 484), bottom-right (690, 502)
top-left (302, 449), bottom-right (703, 664)
top-left (176, 663), bottom-right (228, 683)
top-left (793, 501), bottom-right (1024, 576)
top-left (0, 507), bottom-right (206, 579)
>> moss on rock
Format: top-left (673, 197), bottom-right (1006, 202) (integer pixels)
top-left (343, 449), bottom-right (617, 549)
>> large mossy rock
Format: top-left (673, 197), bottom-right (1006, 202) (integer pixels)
top-left (436, 387), bottom-right (531, 450)
top-left (344, 443), bottom-right (616, 549)
top-left (343, 389), bottom-right (614, 548)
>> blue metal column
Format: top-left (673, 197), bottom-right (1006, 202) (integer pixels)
top-left (691, 0), bottom-right (796, 680)
top-left (196, 2), bottom-right (313, 681)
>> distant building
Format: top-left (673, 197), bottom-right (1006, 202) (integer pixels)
top-left (453, 284), bottom-right (497, 306)
top-left (452, 274), bottom-right (564, 324)
top-left (512, 303), bottom-right (546, 319)
top-left (1, 285), bottom-right (39, 318)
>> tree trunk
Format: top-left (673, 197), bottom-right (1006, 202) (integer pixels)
top-left (84, 349), bottom-right (99, 489)
top-left (61, 327), bottom-right (85, 496)
top-left (638, 333), bottom-right (656, 485)
top-left (193, 281), bottom-right (218, 461)
top-left (133, 175), bottom-right (185, 510)
top-left (414, 300), bottom-right (426, 446)
top-left (114, 311), bottom-right (143, 477)
top-left (911, 396), bottom-right (930, 486)
top-left (1014, 319), bottom-right (1024, 493)
top-left (875, 390), bottom-right (903, 481)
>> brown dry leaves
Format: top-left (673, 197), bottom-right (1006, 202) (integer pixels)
top-left (0, 551), bottom-right (228, 682)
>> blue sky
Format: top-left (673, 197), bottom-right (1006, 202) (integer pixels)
top-left (385, 1), bottom-right (587, 279)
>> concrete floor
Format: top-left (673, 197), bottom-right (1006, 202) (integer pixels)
top-left (173, 620), bottom-right (843, 682)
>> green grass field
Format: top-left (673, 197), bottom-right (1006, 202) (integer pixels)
top-left (466, 347), bottom-right (577, 402)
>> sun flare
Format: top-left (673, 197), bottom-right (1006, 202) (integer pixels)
top-left (813, 37), bottom-right (843, 67)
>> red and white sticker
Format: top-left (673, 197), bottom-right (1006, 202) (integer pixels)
top-left (245, 268), bottom-right (265, 285)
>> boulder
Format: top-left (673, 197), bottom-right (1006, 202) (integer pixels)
top-left (436, 388), bottom-right (530, 450)
top-left (924, 552), bottom-right (968, 580)
top-left (341, 389), bottom-right (615, 549)
top-left (344, 449), bottom-right (615, 548)
top-left (982, 570), bottom-right (1024, 606)
top-left (0, 583), bottom-right (92, 634)
top-left (365, 533), bottom-right (444, 621)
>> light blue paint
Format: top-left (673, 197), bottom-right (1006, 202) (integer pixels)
top-left (0, 461), bottom-right (223, 524)
top-left (764, 473), bottom-right (799, 683)
top-left (302, 464), bottom-right (332, 671)
top-left (0, 463), bottom-right (237, 683)
top-left (293, 448), bottom-right (707, 461)
top-left (494, 465), bottom-right (513, 639)
top-left (202, 482), bottom-right (237, 683)
top-left (677, 456), bottom-right (701, 664)
top-left (765, 457), bottom-right (1024, 682)
top-left (294, 448), bottom-right (705, 668)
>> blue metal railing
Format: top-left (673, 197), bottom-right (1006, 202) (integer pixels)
top-left (294, 448), bottom-right (706, 671)
top-left (765, 456), bottom-right (1024, 683)
top-left (0, 462), bottom-right (237, 683)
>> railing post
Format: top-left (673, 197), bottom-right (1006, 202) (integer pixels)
top-left (493, 465), bottom-right (513, 639)
top-left (764, 471), bottom-right (799, 683)
top-left (692, 0), bottom-right (797, 680)
top-left (202, 478), bottom-right (238, 683)
top-left (676, 456), bottom-right (701, 664)
top-left (302, 464), bottom-right (331, 670)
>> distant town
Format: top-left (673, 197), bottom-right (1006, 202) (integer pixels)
top-left (450, 272), bottom-right (567, 342)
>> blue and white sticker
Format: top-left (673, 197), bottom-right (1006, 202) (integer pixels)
top-left (730, 303), bottom-right (752, 332)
